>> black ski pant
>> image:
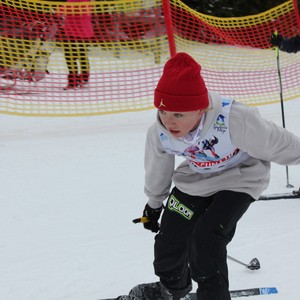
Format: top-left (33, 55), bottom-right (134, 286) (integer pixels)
top-left (62, 40), bottom-right (90, 75)
top-left (153, 187), bottom-right (254, 300)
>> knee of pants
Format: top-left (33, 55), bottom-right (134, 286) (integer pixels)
top-left (188, 226), bottom-right (228, 279)
top-left (190, 224), bottom-right (226, 254)
top-left (190, 216), bottom-right (234, 254)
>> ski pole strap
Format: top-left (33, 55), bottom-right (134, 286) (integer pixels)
top-left (132, 217), bottom-right (150, 224)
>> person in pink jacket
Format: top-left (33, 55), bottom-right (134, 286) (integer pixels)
top-left (60, 0), bottom-right (94, 89)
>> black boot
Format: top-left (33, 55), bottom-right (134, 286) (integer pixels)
top-left (81, 71), bottom-right (90, 86)
top-left (63, 73), bottom-right (78, 90)
top-left (128, 282), bottom-right (192, 300)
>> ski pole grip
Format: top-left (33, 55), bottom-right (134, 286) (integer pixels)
top-left (132, 216), bottom-right (150, 224)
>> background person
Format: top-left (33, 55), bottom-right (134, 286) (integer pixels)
top-left (270, 32), bottom-right (300, 53)
top-left (60, 0), bottom-right (94, 90)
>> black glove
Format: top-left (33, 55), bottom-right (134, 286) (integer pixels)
top-left (142, 204), bottom-right (163, 233)
top-left (270, 33), bottom-right (283, 47)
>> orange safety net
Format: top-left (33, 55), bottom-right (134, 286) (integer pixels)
top-left (170, 0), bottom-right (300, 106)
top-left (170, 0), bottom-right (299, 49)
top-left (0, 0), bottom-right (299, 116)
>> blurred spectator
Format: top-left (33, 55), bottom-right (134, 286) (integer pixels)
top-left (270, 32), bottom-right (300, 53)
top-left (60, 0), bottom-right (94, 90)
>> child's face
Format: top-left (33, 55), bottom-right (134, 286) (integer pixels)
top-left (158, 109), bottom-right (205, 138)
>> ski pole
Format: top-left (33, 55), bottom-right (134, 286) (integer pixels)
top-left (227, 255), bottom-right (260, 270)
top-left (133, 217), bottom-right (260, 270)
top-left (132, 216), bottom-right (150, 224)
top-left (274, 31), bottom-right (293, 188)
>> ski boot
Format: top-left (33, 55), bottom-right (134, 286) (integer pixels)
top-left (79, 71), bottom-right (90, 87)
top-left (64, 73), bottom-right (79, 90)
top-left (77, 72), bottom-right (90, 88)
top-left (128, 282), bottom-right (192, 300)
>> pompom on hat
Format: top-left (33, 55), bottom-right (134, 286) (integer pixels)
top-left (154, 52), bottom-right (209, 112)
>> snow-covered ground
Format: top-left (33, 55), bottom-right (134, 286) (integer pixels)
top-left (1, 98), bottom-right (300, 300)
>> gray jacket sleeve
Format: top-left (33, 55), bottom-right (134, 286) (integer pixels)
top-left (230, 102), bottom-right (300, 165)
top-left (144, 123), bottom-right (175, 208)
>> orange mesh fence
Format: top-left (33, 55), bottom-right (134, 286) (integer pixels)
top-left (0, 0), bottom-right (299, 116)
top-left (0, 0), bottom-right (168, 116)
top-left (170, 0), bottom-right (299, 48)
top-left (170, 0), bottom-right (300, 105)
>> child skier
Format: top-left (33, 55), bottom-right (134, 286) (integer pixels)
top-left (130, 52), bottom-right (300, 300)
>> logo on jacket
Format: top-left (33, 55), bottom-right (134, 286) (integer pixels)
top-left (214, 114), bottom-right (227, 133)
top-left (159, 132), bottom-right (168, 141)
top-left (183, 135), bottom-right (220, 160)
top-left (222, 99), bottom-right (230, 107)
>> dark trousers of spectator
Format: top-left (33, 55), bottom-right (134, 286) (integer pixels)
top-left (62, 40), bottom-right (90, 88)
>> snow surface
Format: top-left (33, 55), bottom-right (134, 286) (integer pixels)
top-left (1, 98), bottom-right (300, 300)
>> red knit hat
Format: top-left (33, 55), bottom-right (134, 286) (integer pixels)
top-left (154, 52), bottom-right (209, 112)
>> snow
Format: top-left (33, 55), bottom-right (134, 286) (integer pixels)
top-left (1, 98), bottom-right (300, 300)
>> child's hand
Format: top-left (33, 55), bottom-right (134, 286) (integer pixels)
top-left (142, 204), bottom-right (162, 233)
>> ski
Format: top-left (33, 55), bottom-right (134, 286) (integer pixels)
top-left (101, 286), bottom-right (278, 299)
top-left (0, 88), bottom-right (41, 95)
top-left (230, 287), bottom-right (278, 298)
top-left (1, 92), bottom-right (41, 95)
top-left (0, 84), bottom-right (16, 90)
top-left (0, 76), bottom-right (17, 90)
top-left (258, 187), bottom-right (300, 200)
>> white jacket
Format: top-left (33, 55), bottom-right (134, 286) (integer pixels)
top-left (144, 91), bottom-right (300, 208)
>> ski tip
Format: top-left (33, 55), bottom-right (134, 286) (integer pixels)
top-left (259, 287), bottom-right (278, 294)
